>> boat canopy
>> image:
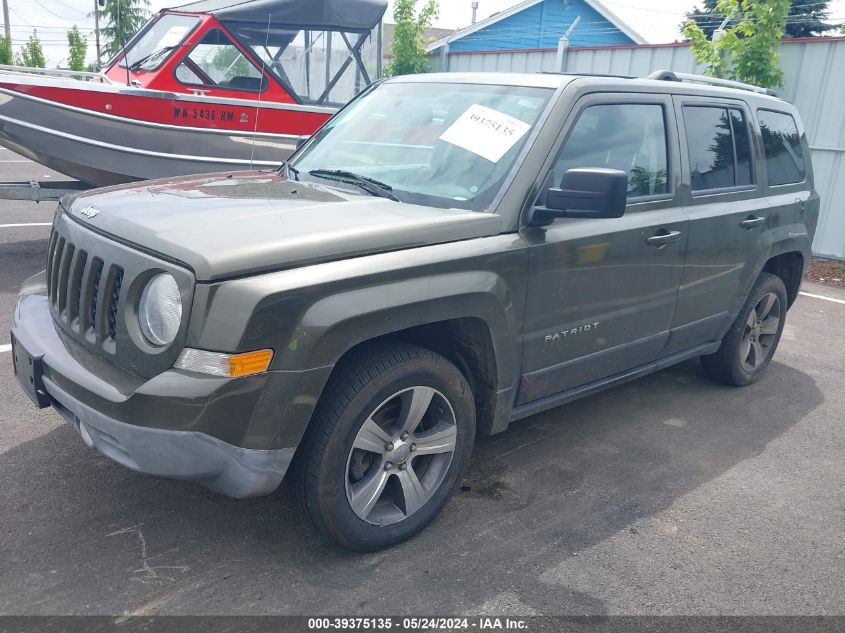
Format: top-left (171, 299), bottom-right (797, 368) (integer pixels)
top-left (175, 0), bottom-right (389, 32)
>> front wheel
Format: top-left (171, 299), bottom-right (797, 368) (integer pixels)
top-left (290, 343), bottom-right (475, 552)
top-left (701, 272), bottom-right (788, 387)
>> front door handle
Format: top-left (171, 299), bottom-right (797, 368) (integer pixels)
top-left (646, 230), bottom-right (682, 247)
top-left (740, 216), bottom-right (765, 230)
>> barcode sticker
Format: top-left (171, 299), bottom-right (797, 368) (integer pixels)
top-left (439, 104), bottom-right (531, 163)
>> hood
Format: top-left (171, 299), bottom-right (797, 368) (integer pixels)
top-left (64, 172), bottom-right (503, 282)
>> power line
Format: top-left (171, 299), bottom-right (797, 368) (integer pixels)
top-left (439, 13), bottom-right (845, 43)
top-left (6, 23), bottom-right (96, 31)
top-left (607, 0), bottom-right (844, 17)
top-left (31, 0), bottom-right (80, 21)
top-left (52, 0), bottom-right (88, 16)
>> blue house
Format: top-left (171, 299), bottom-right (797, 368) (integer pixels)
top-left (428, 0), bottom-right (645, 53)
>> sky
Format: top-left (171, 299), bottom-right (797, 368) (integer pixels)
top-left (3, 0), bottom-right (845, 67)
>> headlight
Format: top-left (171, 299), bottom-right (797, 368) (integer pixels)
top-left (138, 273), bottom-right (182, 346)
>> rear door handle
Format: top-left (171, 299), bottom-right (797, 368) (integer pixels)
top-left (646, 230), bottom-right (682, 246)
top-left (740, 216), bottom-right (765, 230)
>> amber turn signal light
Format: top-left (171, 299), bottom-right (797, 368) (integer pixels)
top-left (228, 349), bottom-right (274, 377)
top-left (174, 348), bottom-right (274, 377)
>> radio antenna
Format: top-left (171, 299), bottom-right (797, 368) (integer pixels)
top-left (249, 12), bottom-right (272, 171)
top-left (118, 1), bottom-right (131, 86)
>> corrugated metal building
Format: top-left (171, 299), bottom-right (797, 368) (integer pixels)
top-left (429, 37), bottom-right (845, 261)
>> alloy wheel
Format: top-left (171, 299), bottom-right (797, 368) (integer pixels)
top-left (345, 386), bottom-right (458, 526)
top-left (740, 292), bottom-right (782, 372)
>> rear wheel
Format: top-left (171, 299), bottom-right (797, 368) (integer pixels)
top-left (701, 273), bottom-right (788, 386)
top-left (291, 342), bottom-right (475, 551)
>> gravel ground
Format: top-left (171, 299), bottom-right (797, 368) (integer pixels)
top-left (805, 258), bottom-right (845, 288)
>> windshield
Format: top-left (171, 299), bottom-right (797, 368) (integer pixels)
top-left (292, 82), bottom-right (553, 211)
top-left (119, 14), bottom-right (200, 71)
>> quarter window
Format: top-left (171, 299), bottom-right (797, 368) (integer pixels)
top-left (758, 110), bottom-right (805, 186)
top-left (175, 29), bottom-right (267, 92)
top-left (684, 105), bottom-right (755, 191)
top-left (553, 104), bottom-right (670, 198)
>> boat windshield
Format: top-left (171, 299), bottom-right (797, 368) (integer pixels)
top-left (119, 14), bottom-right (200, 71)
top-left (292, 82), bottom-right (553, 211)
top-left (229, 24), bottom-right (380, 106)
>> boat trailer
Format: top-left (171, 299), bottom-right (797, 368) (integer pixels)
top-left (0, 180), bottom-right (91, 203)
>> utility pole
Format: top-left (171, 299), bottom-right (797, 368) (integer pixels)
top-left (556, 16), bottom-right (581, 73)
top-left (93, 0), bottom-right (101, 68)
top-left (2, 0), bottom-right (11, 43)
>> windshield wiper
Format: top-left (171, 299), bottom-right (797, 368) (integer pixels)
top-left (307, 169), bottom-right (399, 202)
top-left (128, 45), bottom-right (179, 71)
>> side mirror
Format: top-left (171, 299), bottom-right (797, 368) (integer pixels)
top-left (530, 168), bottom-right (628, 225)
top-left (295, 136), bottom-right (310, 151)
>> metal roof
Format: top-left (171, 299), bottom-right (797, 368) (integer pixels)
top-left (174, 0), bottom-right (388, 31)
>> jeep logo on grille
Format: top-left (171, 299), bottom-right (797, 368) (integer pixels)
top-left (77, 206), bottom-right (100, 220)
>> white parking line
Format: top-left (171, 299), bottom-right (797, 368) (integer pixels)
top-left (799, 291), bottom-right (845, 305)
top-left (0, 223), bottom-right (52, 228)
top-left (0, 160), bottom-right (31, 163)
top-left (0, 344), bottom-right (11, 354)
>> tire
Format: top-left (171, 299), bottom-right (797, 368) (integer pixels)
top-left (290, 342), bottom-right (476, 552)
top-left (701, 272), bottom-right (788, 387)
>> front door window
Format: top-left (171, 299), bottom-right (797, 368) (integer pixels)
top-left (553, 103), bottom-right (670, 198)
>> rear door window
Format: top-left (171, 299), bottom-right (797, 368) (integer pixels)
top-left (758, 110), bottom-right (805, 186)
top-left (175, 29), bottom-right (267, 93)
top-left (553, 103), bottom-right (670, 198)
top-left (683, 105), bottom-right (755, 192)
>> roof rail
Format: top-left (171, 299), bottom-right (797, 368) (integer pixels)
top-left (540, 71), bottom-right (636, 79)
top-left (648, 70), bottom-right (777, 97)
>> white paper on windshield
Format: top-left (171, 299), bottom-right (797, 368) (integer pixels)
top-left (439, 104), bottom-right (531, 163)
top-left (159, 26), bottom-right (190, 48)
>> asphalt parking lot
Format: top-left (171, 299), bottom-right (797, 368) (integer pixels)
top-left (0, 149), bottom-right (843, 616)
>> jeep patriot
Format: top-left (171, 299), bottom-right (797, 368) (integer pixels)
top-left (11, 71), bottom-right (819, 550)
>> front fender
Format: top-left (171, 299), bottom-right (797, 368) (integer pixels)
top-left (297, 270), bottom-right (518, 383)
top-left (187, 235), bottom-right (527, 390)
top-left (186, 236), bottom-right (528, 449)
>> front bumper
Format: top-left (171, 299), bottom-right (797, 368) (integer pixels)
top-left (46, 377), bottom-right (294, 498)
top-left (11, 277), bottom-right (308, 499)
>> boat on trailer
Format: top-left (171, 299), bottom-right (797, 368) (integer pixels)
top-left (0, 0), bottom-right (386, 187)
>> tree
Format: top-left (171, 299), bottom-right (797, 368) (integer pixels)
top-left (784, 0), bottom-right (841, 36)
top-left (67, 25), bottom-right (88, 72)
top-left (685, 0), bottom-right (841, 38)
top-left (212, 45), bottom-right (253, 78)
top-left (385, 0), bottom-right (439, 77)
top-left (15, 30), bottom-right (46, 68)
top-left (683, 0), bottom-right (790, 88)
top-left (0, 35), bottom-right (12, 66)
top-left (97, 0), bottom-right (151, 59)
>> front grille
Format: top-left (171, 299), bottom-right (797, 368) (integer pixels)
top-left (44, 211), bottom-right (194, 379)
top-left (108, 269), bottom-right (124, 340)
top-left (46, 225), bottom-right (123, 350)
